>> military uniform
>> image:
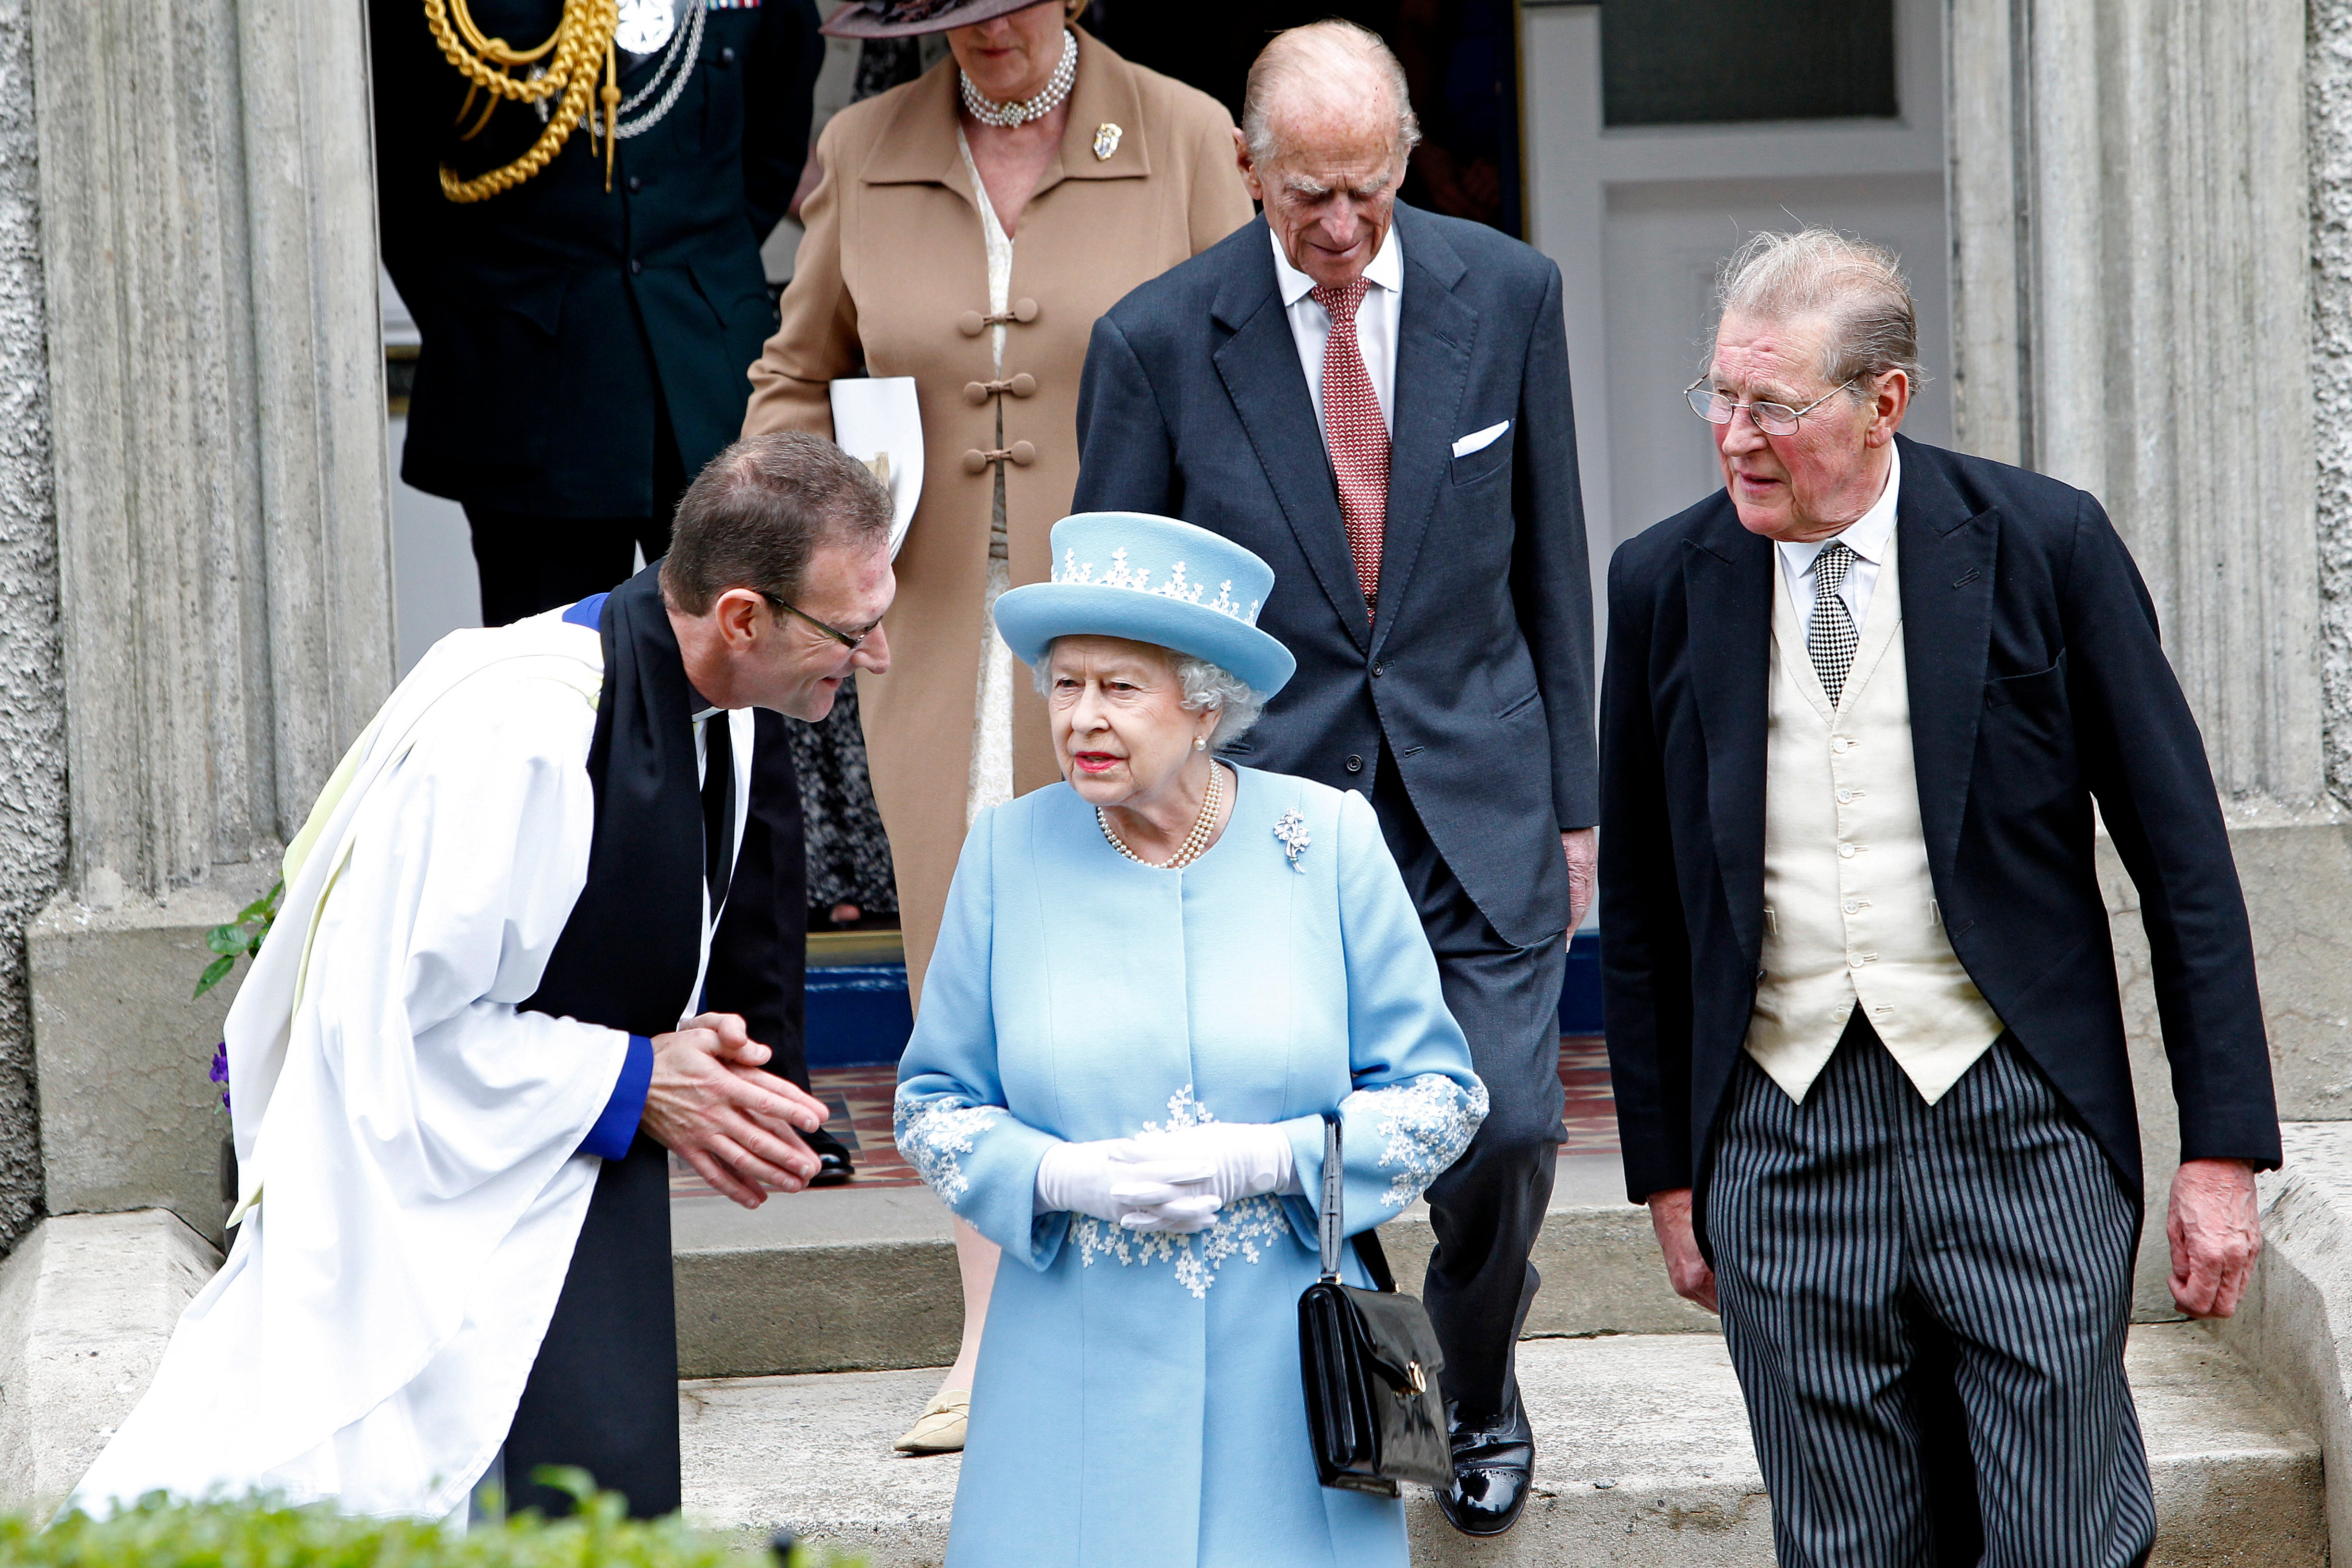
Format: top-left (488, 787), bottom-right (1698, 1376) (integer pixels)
top-left (371, 0), bottom-right (823, 623)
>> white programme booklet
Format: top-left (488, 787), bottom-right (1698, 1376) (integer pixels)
top-left (829, 376), bottom-right (923, 559)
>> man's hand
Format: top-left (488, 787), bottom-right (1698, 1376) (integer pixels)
top-left (2168, 1157), bottom-right (2262, 1319)
top-left (1646, 1187), bottom-right (1718, 1314)
top-left (1563, 828), bottom-right (1597, 935)
top-left (640, 1013), bottom-right (828, 1210)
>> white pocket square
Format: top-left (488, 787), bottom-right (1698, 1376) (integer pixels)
top-left (1452, 420), bottom-right (1511, 458)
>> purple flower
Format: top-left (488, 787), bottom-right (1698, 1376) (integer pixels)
top-left (209, 1041), bottom-right (231, 1112)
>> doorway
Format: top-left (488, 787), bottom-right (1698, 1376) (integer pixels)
top-left (1519, 0), bottom-right (1952, 635)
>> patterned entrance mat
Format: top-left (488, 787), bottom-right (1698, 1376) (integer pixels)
top-left (670, 1037), bottom-right (1619, 1200)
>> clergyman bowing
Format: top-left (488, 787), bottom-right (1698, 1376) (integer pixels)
top-left (1600, 228), bottom-right (2280, 1563)
top-left (71, 433), bottom-right (895, 1522)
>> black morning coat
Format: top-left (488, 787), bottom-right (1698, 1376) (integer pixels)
top-left (370, 0), bottom-right (822, 516)
top-left (1598, 434), bottom-right (2282, 1248)
top-left (1072, 202), bottom-right (1598, 947)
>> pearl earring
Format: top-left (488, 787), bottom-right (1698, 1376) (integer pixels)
top-left (1194, 736), bottom-right (1207, 751)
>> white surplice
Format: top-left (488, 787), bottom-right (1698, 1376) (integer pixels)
top-left (71, 606), bottom-right (750, 1520)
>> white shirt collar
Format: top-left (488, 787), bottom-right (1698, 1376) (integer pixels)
top-left (1270, 220), bottom-right (1404, 309)
top-left (1778, 443), bottom-right (1901, 577)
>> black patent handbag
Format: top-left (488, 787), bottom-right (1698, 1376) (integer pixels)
top-left (1297, 1115), bottom-right (1453, 1495)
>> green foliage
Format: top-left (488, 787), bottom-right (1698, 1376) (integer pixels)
top-left (0, 1478), bottom-right (857, 1568)
top-left (193, 882), bottom-right (284, 1001)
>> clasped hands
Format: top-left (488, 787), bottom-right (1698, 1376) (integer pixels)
top-left (1036, 1122), bottom-right (1298, 1233)
top-left (639, 1012), bottom-right (830, 1210)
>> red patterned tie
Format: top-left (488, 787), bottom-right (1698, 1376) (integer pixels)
top-left (1312, 279), bottom-right (1389, 614)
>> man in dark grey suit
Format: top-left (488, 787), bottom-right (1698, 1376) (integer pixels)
top-left (1072, 21), bottom-right (1594, 1537)
top-left (1603, 229), bottom-right (2277, 1563)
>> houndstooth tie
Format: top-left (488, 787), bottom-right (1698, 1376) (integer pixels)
top-left (1809, 540), bottom-right (1861, 707)
top-left (1312, 278), bottom-right (1389, 615)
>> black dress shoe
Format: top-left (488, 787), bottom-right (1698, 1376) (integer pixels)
top-left (805, 1127), bottom-right (856, 1187)
top-left (1437, 1396), bottom-right (1535, 1537)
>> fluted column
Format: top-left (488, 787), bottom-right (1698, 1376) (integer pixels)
top-left (1947, 0), bottom-right (2323, 810)
top-left (30, 0), bottom-right (392, 900)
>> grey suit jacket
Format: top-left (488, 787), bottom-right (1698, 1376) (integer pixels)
top-left (1073, 204), bottom-right (1596, 946)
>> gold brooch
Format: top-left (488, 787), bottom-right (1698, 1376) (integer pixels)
top-left (1093, 122), bottom-right (1123, 161)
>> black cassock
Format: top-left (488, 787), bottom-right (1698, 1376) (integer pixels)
top-left (502, 563), bottom-right (807, 1518)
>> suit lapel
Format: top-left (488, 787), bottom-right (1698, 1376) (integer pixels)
top-left (1212, 236), bottom-right (1371, 650)
top-left (1369, 208), bottom-right (1473, 656)
top-left (1894, 438), bottom-right (1998, 886)
top-left (1682, 506), bottom-right (1774, 961)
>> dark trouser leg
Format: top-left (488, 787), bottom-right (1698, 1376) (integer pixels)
top-left (1710, 1016), bottom-right (2150, 1568)
top-left (1369, 751), bottom-right (1566, 1421)
top-left (502, 1134), bottom-right (680, 1519)
top-left (464, 512), bottom-right (646, 628)
top-left (465, 395), bottom-right (687, 627)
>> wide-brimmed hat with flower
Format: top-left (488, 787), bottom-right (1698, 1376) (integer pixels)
top-left (821, 0), bottom-right (1070, 39)
top-left (993, 513), bottom-right (1298, 699)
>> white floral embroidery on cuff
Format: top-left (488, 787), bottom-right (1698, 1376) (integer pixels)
top-left (1348, 1073), bottom-right (1491, 1210)
top-left (894, 1096), bottom-right (1006, 1205)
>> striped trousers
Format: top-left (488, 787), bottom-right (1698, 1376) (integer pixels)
top-left (1710, 1014), bottom-right (2153, 1567)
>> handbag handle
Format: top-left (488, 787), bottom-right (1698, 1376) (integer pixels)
top-left (1319, 1115), bottom-right (1344, 1283)
top-left (1318, 1112), bottom-right (1401, 1291)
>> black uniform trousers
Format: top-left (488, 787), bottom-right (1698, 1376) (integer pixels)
top-left (1370, 745), bottom-right (1567, 1424)
top-left (465, 396), bottom-right (689, 627)
top-left (1710, 1012), bottom-right (2153, 1568)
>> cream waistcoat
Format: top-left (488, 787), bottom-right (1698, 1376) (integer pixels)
top-left (1746, 525), bottom-right (2006, 1103)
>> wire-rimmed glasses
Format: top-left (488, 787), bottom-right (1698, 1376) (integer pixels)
top-left (765, 595), bottom-right (876, 651)
top-left (1685, 376), bottom-right (1855, 437)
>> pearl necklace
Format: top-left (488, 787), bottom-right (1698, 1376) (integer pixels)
top-left (1099, 761), bottom-right (1225, 870)
top-left (959, 28), bottom-right (1078, 128)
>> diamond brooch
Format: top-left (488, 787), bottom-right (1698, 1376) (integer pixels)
top-left (1273, 808), bottom-right (1311, 871)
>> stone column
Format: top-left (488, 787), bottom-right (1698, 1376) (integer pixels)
top-left (30, 0), bottom-right (393, 903)
top-left (1947, 0), bottom-right (2344, 1321)
top-left (1949, 0), bottom-right (2323, 809)
top-left (20, 0), bottom-right (392, 1248)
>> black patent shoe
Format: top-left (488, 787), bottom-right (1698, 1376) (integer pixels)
top-left (805, 1127), bottom-right (855, 1187)
top-left (1437, 1396), bottom-right (1535, 1537)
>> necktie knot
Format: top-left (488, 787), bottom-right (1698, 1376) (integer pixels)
top-left (1311, 278), bottom-right (1371, 324)
top-left (1813, 539), bottom-right (1856, 589)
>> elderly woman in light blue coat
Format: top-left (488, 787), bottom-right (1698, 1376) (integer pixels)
top-left (894, 512), bottom-right (1487, 1568)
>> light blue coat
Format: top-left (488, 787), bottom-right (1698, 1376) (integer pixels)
top-left (895, 767), bottom-right (1487, 1568)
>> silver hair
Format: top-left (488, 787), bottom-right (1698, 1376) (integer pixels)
top-left (1031, 639), bottom-right (1267, 750)
top-left (1712, 227), bottom-right (1925, 399)
top-left (1240, 20), bottom-right (1422, 166)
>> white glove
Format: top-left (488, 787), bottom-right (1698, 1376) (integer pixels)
top-left (1124, 1123), bottom-right (1298, 1204)
top-left (1036, 1139), bottom-right (1224, 1233)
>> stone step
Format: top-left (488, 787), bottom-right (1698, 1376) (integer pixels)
top-left (681, 1323), bottom-right (2322, 1568)
top-left (670, 1154), bottom-right (1719, 1379)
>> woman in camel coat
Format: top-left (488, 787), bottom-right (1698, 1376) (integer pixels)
top-left (741, 0), bottom-right (1252, 1454)
top-left (745, 12), bottom-right (1250, 988)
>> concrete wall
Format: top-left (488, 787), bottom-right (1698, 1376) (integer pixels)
top-left (0, 0), bottom-right (65, 1263)
top-left (2314, 0), bottom-right (2352, 803)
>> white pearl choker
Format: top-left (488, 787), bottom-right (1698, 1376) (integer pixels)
top-left (959, 28), bottom-right (1078, 128)
top-left (1099, 760), bottom-right (1225, 870)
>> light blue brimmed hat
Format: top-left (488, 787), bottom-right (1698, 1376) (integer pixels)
top-left (992, 513), bottom-right (1296, 699)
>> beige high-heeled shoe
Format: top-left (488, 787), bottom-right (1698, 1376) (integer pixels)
top-left (893, 1387), bottom-right (970, 1455)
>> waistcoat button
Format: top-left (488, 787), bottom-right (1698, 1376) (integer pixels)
top-left (1838, 843), bottom-right (1856, 858)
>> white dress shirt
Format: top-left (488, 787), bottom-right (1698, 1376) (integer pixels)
top-left (1270, 221), bottom-right (1404, 439)
top-left (1774, 443), bottom-right (1901, 641)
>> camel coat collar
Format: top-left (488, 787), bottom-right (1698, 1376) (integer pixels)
top-left (862, 29), bottom-right (1153, 201)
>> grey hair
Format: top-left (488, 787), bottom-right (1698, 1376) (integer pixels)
top-left (1240, 20), bottom-right (1422, 166)
top-left (1031, 640), bottom-right (1267, 750)
top-left (1712, 227), bottom-right (1925, 399)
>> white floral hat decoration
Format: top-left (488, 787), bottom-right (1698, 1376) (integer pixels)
top-left (993, 513), bottom-right (1298, 698)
